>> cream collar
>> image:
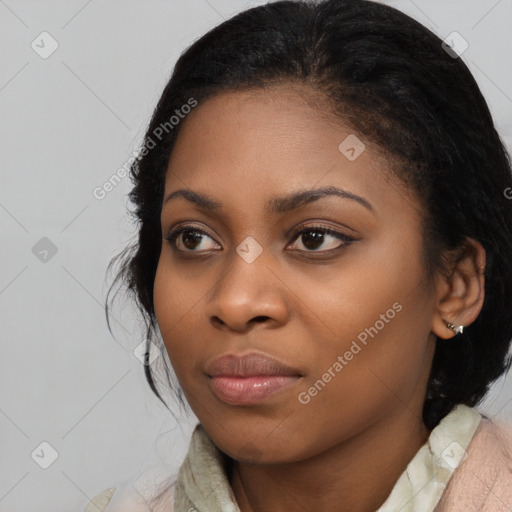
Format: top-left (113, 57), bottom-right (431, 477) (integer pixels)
top-left (174, 404), bottom-right (482, 512)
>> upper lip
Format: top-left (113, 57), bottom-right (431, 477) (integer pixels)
top-left (206, 351), bottom-right (303, 377)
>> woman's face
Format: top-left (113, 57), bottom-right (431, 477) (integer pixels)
top-left (153, 83), bottom-right (438, 463)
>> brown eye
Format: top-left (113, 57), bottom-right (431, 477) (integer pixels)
top-left (288, 226), bottom-right (355, 252)
top-left (165, 227), bottom-right (221, 252)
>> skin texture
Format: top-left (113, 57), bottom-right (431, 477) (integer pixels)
top-left (153, 83), bottom-right (486, 512)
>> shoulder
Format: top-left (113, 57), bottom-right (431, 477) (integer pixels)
top-left (82, 470), bottom-right (176, 512)
top-left (436, 413), bottom-right (512, 511)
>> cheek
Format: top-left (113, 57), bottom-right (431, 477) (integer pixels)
top-left (296, 236), bottom-right (433, 407)
top-left (287, 296), bottom-right (433, 459)
top-left (298, 237), bottom-right (426, 355)
top-left (153, 260), bottom-right (206, 380)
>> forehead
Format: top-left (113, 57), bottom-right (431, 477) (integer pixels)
top-left (169, 84), bottom-right (352, 165)
top-left (163, 84), bottom-right (416, 219)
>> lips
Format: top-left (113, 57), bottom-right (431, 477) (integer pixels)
top-left (205, 352), bottom-right (303, 378)
top-left (205, 351), bottom-right (303, 405)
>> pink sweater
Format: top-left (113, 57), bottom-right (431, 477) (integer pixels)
top-left (435, 415), bottom-right (512, 511)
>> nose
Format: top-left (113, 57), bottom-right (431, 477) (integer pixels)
top-left (205, 248), bottom-right (290, 333)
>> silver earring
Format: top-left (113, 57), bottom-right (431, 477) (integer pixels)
top-left (446, 321), bottom-right (464, 335)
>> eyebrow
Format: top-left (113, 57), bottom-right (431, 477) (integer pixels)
top-left (163, 185), bottom-right (375, 215)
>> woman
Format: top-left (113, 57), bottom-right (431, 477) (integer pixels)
top-left (84, 0), bottom-right (512, 510)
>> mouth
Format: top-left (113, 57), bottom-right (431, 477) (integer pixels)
top-left (205, 351), bottom-right (303, 405)
top-left (207, 375), bottom-right (302, 405)
top-left (206, 351), bottom-right (303, 377)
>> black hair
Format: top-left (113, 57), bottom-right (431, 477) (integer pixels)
top-left (105, 0), bottom-right (512, 435)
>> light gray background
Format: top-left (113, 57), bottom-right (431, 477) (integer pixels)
top-left (1, 1), bottom-right (511, 511)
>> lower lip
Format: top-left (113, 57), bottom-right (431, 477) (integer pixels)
top-left (208, 375), bottom-right (301, 405)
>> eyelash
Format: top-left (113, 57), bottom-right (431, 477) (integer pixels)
top-left (164, 223), bottom-right (356, 256)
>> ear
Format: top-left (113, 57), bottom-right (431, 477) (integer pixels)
top-left (431, 237), bottom-right (486, 340)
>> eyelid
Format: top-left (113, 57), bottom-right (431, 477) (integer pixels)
top-left (293, 225), bottom-right (352, 239)
top-left (165, 222), bottom-right (218, 240)
top-left (284, 219), bottom-right (358, 240)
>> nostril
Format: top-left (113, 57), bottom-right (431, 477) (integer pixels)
top-left (212, 316), bottom-right (226, 327)
top-left (252, 316), bottom-right (269, 323)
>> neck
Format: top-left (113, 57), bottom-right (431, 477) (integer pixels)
top-left (230, 409), bottom-right (431, 512)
